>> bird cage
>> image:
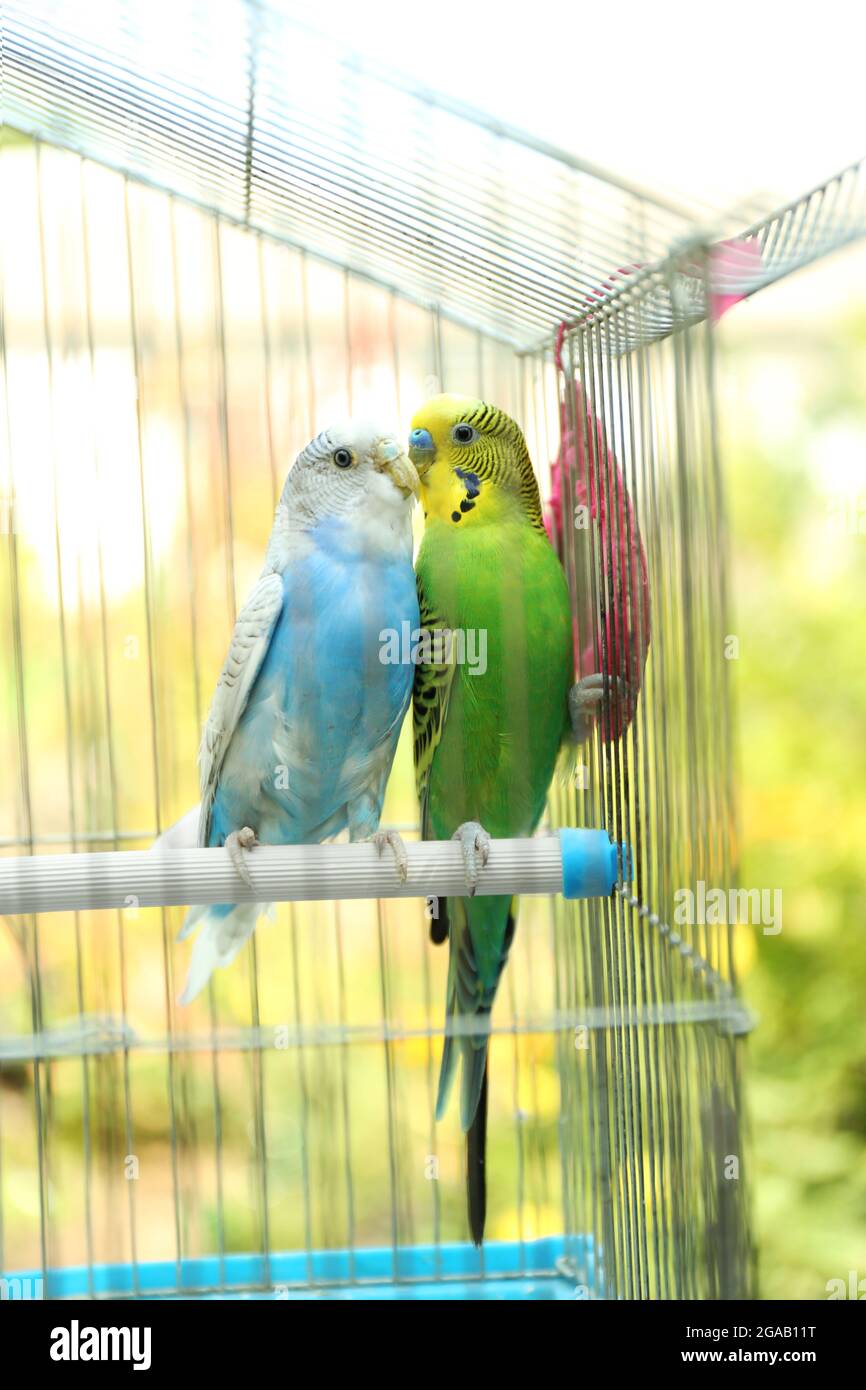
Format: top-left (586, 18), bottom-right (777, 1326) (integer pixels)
top-left (1, 0), bottom-right (864, 1302)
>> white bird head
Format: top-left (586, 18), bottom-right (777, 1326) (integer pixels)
top-left (281, 421), bottom-right (420, 527)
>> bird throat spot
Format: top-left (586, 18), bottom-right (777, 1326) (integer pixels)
top-left (451, 467), bottom-right (481, 523)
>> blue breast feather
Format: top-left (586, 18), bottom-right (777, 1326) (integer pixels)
top-left (209, 528), bottom-right (419, 848)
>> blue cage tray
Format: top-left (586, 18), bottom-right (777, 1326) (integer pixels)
top-left (8, 1236), bottom-right (596, 1301)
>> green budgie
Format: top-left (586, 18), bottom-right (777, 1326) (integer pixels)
top-left (409, 394), bottom-right (607, 1244)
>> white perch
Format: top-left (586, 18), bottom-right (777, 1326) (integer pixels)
top-left (0, 830), bottom-right (625, 915)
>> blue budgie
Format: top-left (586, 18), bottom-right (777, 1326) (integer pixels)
top-left (176, 422), bottom-right (420, 1003)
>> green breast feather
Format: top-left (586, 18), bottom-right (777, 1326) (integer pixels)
top-left (413, 516), bottom-right (572, 842)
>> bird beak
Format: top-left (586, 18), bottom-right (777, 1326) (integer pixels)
top-left (408, 427), bottom-right (436, 478)
top-left (375, 440), bottom-right (420, 499)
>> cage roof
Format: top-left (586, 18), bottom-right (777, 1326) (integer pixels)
top-left (3, 0), bottom-right (865, 350)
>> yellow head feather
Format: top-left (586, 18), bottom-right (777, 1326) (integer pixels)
top-left (409, 394), bottom-right (545, 531)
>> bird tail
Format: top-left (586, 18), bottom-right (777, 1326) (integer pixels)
top-left (177, 901), bottom-right (272, 1004)
top-left (466, 1058), bottom-right (489, 1246)
top-left (435, 896), bottom-right (516, 1246)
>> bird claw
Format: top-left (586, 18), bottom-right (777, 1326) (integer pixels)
top-left (451, 821), bottom-right (491, 896)
top-left (569, 673), bottom-right (630, 741)
top-left (371, 830), bottom-right (409, 884)
top-left (224, 826), bottom-right (258, 887)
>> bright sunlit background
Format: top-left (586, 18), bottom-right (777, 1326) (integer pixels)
top-left (283, 0), bottom-right (865, 210)
top-left (718, 250), bottom-right (866, 1299)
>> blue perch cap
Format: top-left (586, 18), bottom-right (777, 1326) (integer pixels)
top-left (558, 828), bottom-right (631, 899)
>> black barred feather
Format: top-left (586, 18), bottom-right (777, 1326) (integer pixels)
top-left (412, 570), bottom-right (457, 942)
top-left (459, 399), bottom-right (547, 533)
top-left (466, 1060), bottom-right (488, 1247)
top-left (412, 571), bottom-right (455, 841)
top-left (429, 897), bottom-right (449, 945)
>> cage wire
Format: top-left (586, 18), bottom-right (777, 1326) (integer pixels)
top-left (1, 0), bottom-right (865, 1301)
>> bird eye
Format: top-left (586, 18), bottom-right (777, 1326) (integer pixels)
top-left (451, 424), bottom-right (478, 446)
top-left (333, 448), bottom-right (353, 468)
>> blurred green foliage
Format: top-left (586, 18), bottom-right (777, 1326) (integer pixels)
top-left (722, 285), bottom-right (866, 1299)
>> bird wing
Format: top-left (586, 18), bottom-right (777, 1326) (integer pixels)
top-left (197, 570), bottom-right (285, 845)
top-left (412, 570), bottom-right (457, 838)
